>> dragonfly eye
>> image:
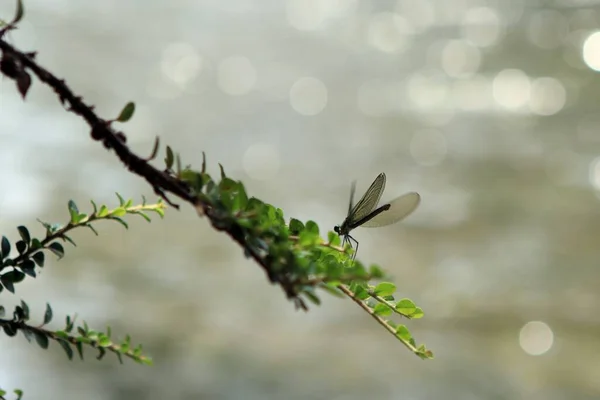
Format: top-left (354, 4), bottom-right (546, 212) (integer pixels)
top-left (333, 226), bottom-right (340, 233)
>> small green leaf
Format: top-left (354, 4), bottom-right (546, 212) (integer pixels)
top-left (219, 163), bottom-right (226, 178)
top-left (351, 284), bottom-right (370, 300)
top-left (12, 0), bottom-right (24, 24)
top-left (135, 211), bottom-right (151, 222)
top-left (111, 217), bottom-right (129, 229)
top-left (410, 307), bottom-right (424, 319)
top-left (87, 224), bottom-right (99, 236)
top-left (20, 300), bottom-right (29, 319)
top-left (97, 205), bottom-right (109, 217)
top-left (76, 341), bottom-right (84, 360)
top-left (369, 264), bottom-right (384, 279)
top-left (289, 219), bottom-right (305, 235)
top-left (90, 200), bottom-right (98, 214)
top-left (17, 226), bottom-right (30, 244)
top-left (98, 335), bottom-right (112, 347)
top-left (22, 328), bottom-right (33, 342)
top-left (111, 207), bottom-right (127, 217)
top-left (33, 331), bottom-right (49, 349)
top-left (373, 282), bottom-right (396, 297)
top-left (1, 236), bottom-right (11, 258)
top-left (116, 101), bottom-right (135, 122)
top-left (44, 303), bottom-right (53, 324)
top-left (48, 242), bottom-right (65, 259)
top-left (395, 298), bottom-right (417, 316)
top-left (20, 259), bottom-right (36, 277)
top-left (68, 200), bottom-right (79, 223)
top-left (15, 240), bottom-right (27, 255)
top-left (303, 289), bottom-right (321, 305)
top-left (327, 231), bottom-right (340, 246)
top-left (32, 251), bottom-right (44, 267)
top-left (115, 193), bottom-right (126, 206)
top-left (395, 324), bottom-right (412, 342)
top-left (165, 146), bottom-right (174, 169)
top-left (30, 238), bottom-right (42, 250)
top-left (75, 213), bottom-right (88, 224)
top-left (305, 221), bottom-right (319, 234)
top-left (148, 137), bottom-right (160, 160)
top-left (373, 303), bottom-right (393, 316)
top-left (58, 339), bottom-right (74, 360)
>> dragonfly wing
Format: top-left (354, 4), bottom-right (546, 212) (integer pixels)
top-left (348, 173), bottom-right (386, 224)
top-left (360, 192), bottom-right (420, 228)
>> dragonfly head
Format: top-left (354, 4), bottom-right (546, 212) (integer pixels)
top-left (333, 225), bottom-right (341, 234)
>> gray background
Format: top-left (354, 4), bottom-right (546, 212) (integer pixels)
top-left (1, 0), bottom-right (600, 399)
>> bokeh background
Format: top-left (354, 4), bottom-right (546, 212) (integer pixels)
top-left (1, 0), bottom-right (600, 399)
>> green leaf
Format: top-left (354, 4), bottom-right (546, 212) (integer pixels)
top-left (410, 307), bottom-right (424, 319)
top-left (319, 282), bottom-right (344, 298)
top-left (48, 242), bottom-right (65, 259)
top-left (97, 205), bottom-right (109, 217)
top-left (44, 303), bottom-right (53, 325)
top-left (395, 298), bottom-right (417, 316)
top-left (33, 331), bottom-right (49, 349)
top-left (74, 213), bottom-right (88, 224)
top-left (20, 259), bottom-right (36, 277)
top-left (351, 284), bottom-right (370, 300)
top-left (12, 0), bottom-right (24, 24)
top-left (232, 184), bottom-right (248, 211)
top-left (58, 339), bottom-right (74, 360)
top-left (76, 341), bottom-right (84, 360)
top-left (98, 335), bottom-right (112, 347)
top-left (17, 226), bottom-right (30, 244)
top-left (62, 235), bottom-right (76, 247)
top-left (90, 200), bottom-right (98, 214)
top-left (22, 328), bottom-right (33, 342)
top-left (116, 102), bottom-right (135, 122)
top-left (112, 207), bottom-right (127, 217)
top-left (30, 238), bottom-right (42, 250)
top-left (68, 200), bottom-right (79, 223)
top-left (148, 137), bottom-right (160, 161)
top-left (395, 324), bottom-right (412, 342)
top-left (135, 211), bottom-right (151, 222)
top-left (368, 264), bottom-right (385, 279)
top-left (289, 219), bottom-right (305, 235)
top-left (116, 192), bottom-right (126, 206)
top-left (373, 282), bottom-right (396, 297)
top-left (1, 236), bottom-right (10, 259)
top-left (31, 252), bottom-right (45, 267)
top-left (165, 146), bottom-right (174, 169)
top-left (111, 217), bottom-right (129, 229)
top-left (219, 163), bottom-right (226, 178)
top-left (20, 300), bottom-right (29, 319)
top-left (15, 240), bottom-right (27, 255)
top-left (86, 223), bottom-right (100, 235)
top-left (373, 303), bottom-right (393, 316)
top-left (305, 221), bottom-right (319, 235)
top-left (327, 231), bottom-right (340, 246)
top-left (303, 289), bottom-right (321, 305)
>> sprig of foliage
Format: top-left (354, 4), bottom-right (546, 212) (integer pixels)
top-left (0, 301), bottom-right (151, 364)
top-left (0, 195), bottom-right (165, 293)
top-left (0, 0), bottom-right (433, 360)
top-left (165, 151), bottom-right (433, 359)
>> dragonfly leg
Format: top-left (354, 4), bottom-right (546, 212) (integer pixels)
top-left (348, 235), bottom-right (359, 261)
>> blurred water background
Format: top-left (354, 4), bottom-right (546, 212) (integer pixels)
top-left (1, 0), bottom-right (600, 399)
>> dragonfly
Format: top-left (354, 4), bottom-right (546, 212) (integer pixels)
top-left (334, 172), bottom-right (420, 260)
